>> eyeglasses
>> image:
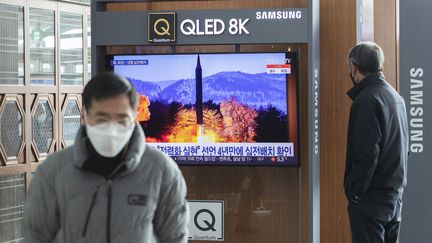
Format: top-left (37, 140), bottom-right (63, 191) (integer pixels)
top-left (86, 114), bottom-right (134, 128)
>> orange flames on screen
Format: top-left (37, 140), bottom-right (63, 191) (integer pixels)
top-left (167, 108), bottom-right (223, 143)
top-left (136, 95), bottom-right (151, 123)
top-left (136, 96), bottom-right (258, 143)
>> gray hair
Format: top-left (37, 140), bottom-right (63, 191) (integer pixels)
top-left (348, 41), bottom-right (385, 75)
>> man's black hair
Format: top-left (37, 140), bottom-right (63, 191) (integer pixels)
top-left (83, 72), bottom-right (138, 112)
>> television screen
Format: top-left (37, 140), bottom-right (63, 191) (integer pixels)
top-left (111, 53), bottom-right (299, 166)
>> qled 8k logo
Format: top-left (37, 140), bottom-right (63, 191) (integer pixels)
top-left (180, 18), bottom-right (250, 36)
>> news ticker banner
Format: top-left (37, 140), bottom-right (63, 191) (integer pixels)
top-left (93, 8), bottom-right (308, 46)
top-left (147, 142), bottom-right (297, 165)
top-left (400, 0), bottom-right (432, 242)
top-left (111, 59), bottom-right (292, 74)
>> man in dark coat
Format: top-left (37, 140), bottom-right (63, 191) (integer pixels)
top-left (345, 42), bottom-right (409, 243)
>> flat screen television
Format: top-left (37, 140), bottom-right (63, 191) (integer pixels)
top-left (109, 52), bottom-right (299, 166)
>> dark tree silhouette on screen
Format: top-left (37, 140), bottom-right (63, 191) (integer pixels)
top-left (254, 105), bottom-right (288, 142)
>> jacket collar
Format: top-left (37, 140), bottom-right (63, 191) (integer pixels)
top-left (347, 72), bottom-right (385, 100)
top-left (73, 124), bottom-right (146, 172)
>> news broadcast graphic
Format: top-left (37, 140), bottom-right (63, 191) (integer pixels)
top-left (111, 53), bottom-right (299, 166)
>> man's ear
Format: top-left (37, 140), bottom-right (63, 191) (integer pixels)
top-left (349, 62), bottom-right (355, 72)
top-left (81, 107), bottom-right (88, 125)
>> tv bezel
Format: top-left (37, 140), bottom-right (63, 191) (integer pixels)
top-left (106, 51), bottom-right (301, 167)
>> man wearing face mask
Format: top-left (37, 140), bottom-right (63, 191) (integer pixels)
top-left (23, 72), bottom-right (189, 243)
top-left (344, 42), bottom-right (409, 243)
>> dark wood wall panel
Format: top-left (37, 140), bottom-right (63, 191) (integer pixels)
top-left (374, 0), bottom-right (398, 89)
top-left (319, 0), bottom-right (356, 242)
top-left (107, 0), bottom-right (308, 11)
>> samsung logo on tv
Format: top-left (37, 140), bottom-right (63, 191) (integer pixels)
top-left (256, 11), bottom-right (302, 20)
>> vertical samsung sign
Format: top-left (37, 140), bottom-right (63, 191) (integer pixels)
top-left (308, 0), bottom-right (320, 243)
top-left (400, 0), bottom-right (432, 242)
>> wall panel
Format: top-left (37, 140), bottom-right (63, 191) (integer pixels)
top-left (374, 0), bottom-right (397, 89)
top-left (319, 0), bottom-right (356, 242)
top-left (107, 0), bottom-right (308, 11)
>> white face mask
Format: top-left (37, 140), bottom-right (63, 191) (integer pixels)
top-left (86, 121), bottom-right (135, 158)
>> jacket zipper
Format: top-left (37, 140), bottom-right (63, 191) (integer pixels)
top-left (107, 179), bottom-right (112, 243)
top-left (82, 186), bottom-right (100, 239)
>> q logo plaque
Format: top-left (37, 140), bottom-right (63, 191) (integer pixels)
top-left (148, 12), bottom-right (176, 43)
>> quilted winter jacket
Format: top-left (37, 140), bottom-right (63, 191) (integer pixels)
top-left (23, 125), bottom-right (189, 243)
